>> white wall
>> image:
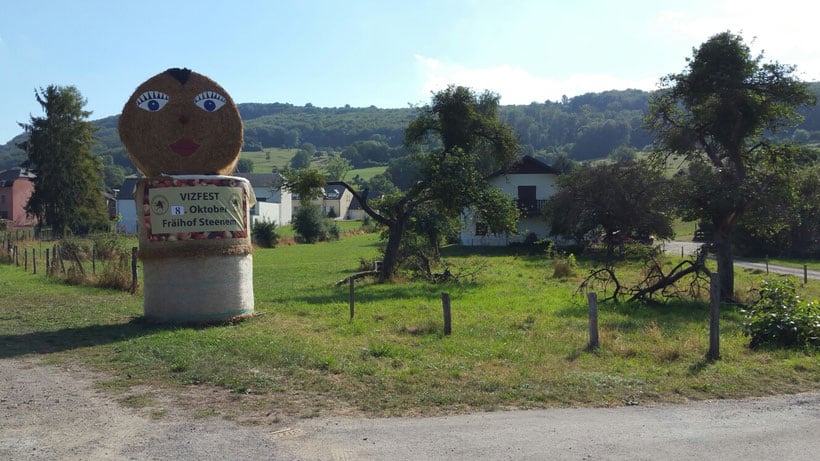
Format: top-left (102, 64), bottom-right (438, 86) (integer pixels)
top-left (459, 172), bottom-right (558, 246)
top-left (116, 199), bottom-right (138, 234)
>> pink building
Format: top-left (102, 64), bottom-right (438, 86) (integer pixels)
top-left (0, 168), bottom-right (37, 229)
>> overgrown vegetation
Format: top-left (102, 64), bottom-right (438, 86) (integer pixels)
top-left (743, 278), bottom-right (820, 349)
top-left (1, 232), bottom-right (136, 291)
top-left (251, 220), bottom-right (278, 248)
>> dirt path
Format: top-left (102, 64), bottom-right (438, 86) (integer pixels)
top-left (2, 357), bottom-right (819, 460)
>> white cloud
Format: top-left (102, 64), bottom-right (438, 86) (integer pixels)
top-left (652, 0), bottom-right (820, 81)
top-left (414, 55), bottom-right (658, 105)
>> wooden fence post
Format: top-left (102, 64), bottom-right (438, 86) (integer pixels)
top-left (442, 292), bottom-right (452, 335)
top-left (45, 248), bottom-right (50, 275)
top-left (24, 248), bottom-right (28, 271)
top-left (33, 248), bottom-right (37, 274)
top-left (707, 273), bottom-right (721, 360)
top-left (804, 265), bottom-right (808, 285)
top-left (587, 292), bottom-right (599, 350)
top-left (349, 277), bottom-right (355, 321)
top-left (130, 247), bottom-right (138, 293)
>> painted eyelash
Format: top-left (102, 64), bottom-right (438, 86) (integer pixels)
top-left (136, 91), bottom-right (169, 105)
top-left (194, 91), bottom-right (226, 103)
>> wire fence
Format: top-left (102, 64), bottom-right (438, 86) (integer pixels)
top-left (1, 231), bottom-right (139, 293)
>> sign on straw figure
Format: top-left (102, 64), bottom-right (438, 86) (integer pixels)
top-left (119, 68), bottom-right (255, 323)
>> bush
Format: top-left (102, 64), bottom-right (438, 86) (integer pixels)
top-left (743, 279), bottom-right (820, 349)
top-left (90, 232), bottom-right (128, 259)
top-left (252, 220), bottom-right (279, 248)
top-left (97, 252), bottom-right (132, 290)
top-left (292, 205), bottom-right (339, 243)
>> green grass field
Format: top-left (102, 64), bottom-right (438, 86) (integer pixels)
top-left (1, 233), bottom-right (817, 419)
top-left (240, 147), bottom-right (297, 173)
top-left (239, 147), bottom-right (387, 182)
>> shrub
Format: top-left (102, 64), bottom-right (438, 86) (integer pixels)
top-left (90, 232), bottom-right (128, 259)
top-left (552, 253), bottom-right (577, 278)
top-left (97, 252), bottom-right (132, 290)
top-left (293, 205), bottom-right (324, 243)
top-left (292, 205), bottom-right (339, 243)
top-left (252, 220), bottom-right (279, 248)
top-left (743, 279), bottom-right (820, 349)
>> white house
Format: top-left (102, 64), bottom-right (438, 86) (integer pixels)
top-left (292, 182), bottom-right (361, 221)
top-left (234, 172), bottom-right (292, 227)
top-left (460, 155), bottom-right (560, 246)
top-left (115, 177), bottom-right (139, 233)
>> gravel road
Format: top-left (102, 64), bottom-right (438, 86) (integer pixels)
top-left (2, 357), bottom-right (818, 460)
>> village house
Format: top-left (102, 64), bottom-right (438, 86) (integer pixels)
top-left (115, 177), bottom-right (139, 233)
top-left (460, 155), bottom-right (560, 246)
top-left (234, 172), bottom-right (292, 227)
top-left (292, 182), bottom-right (360, 220)
top-left (0, 167), bottom-right (37, 229)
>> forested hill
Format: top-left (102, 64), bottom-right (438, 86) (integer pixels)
top-left (3, 83), bottom-right (820, 186)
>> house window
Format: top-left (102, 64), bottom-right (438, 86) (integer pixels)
top-left (475, 222), bottom-right (487, 236)
top-left (0, 194), bottom-right (5, 204)
top-left (0, 211), bottom-right (8, 219)
top-left (517, 185), bottom-right (540, 216)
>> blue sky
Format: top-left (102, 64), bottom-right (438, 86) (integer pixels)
top-left (2, 0), bottom-right (818, 144)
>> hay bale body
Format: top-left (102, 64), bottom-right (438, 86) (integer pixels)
top-left (142, 253), bottom-right (253, 323)
top-left (136, 174), bottom-right (255, 323)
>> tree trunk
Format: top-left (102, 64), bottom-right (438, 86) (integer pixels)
top-left (379, 217), bottom-right (406, 282)
top-left (714, 231), bottom-right (734, 303)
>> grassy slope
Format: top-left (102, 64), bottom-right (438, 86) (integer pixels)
top-left (239, 147), bottom-right (386, 182)
top-left (0, 234), bottom-right (817, 418)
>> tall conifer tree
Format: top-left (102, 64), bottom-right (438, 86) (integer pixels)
top-left (18, 85), bottom-right (109, 236)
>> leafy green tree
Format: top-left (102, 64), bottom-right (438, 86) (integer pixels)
top-left (289, 149), bottom-right (312, 170)
top-left (545, 159), bottom-right (674, 254)
top-left (348, 85), bottom-right (522, 281)
top-left (18, 85), bottom-right (109, 236)
top-left (235, 158), bottom-right (254, 173)
top-left (281, 168), bottom-right (326, 202)
top-left (103, 164), bottom-right (126, 190)
top-left (352, 172), bottom-right (399, 198)
top-left (384, 155), bottom-right (423, 190)
top-left (292, 205), bottom-right (329, 243)
top-left (281, 167), bottom-right (330, 244)
top-left (645, 31), bottom-right (816, 300)
top-left (324, 155), bottom-right (351, 181)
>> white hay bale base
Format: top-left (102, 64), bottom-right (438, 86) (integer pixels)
top-left (142, 253), bottom-right (254, 323)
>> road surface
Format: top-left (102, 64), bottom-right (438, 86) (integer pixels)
top-left (661, 241), bottom-right (820, 280)
top-left (2, 357), bottom-right (818, 460)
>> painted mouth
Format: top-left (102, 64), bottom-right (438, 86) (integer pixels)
top-left (170, 138), bottom-right (200, 157)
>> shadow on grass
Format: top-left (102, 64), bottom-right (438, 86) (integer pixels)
top-left (557, 298), bottom-right (711, 323)
top-left (0, 317), bottom-right (178, 359)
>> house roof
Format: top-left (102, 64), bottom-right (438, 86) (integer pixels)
top-left (487, 155), bottom-right (560, 178)
top-left (324, 185), bottom-right (345, 199)
top-left (0, 167), bottom-right (35, 187)
top-left (233, 172), bottom-right (283, 190)
top-left (116, 177), bottom-right (139, 200)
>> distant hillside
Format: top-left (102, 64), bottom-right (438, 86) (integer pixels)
top-left (3, 84), bottom-right (820, 183)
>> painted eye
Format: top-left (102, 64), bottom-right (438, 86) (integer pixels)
top-left (194, 91), bottom-right (227, 112)
top-left (135, 91), bottom-right (169, 112)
